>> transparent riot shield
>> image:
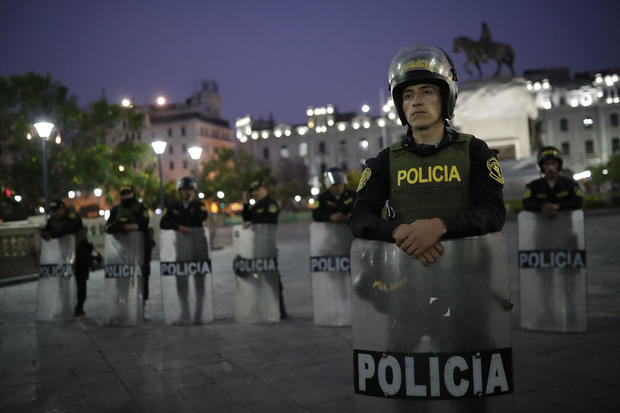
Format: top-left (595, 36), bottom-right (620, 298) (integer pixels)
top-left (232, 224), bottom-right (280, 324)
top-left (351, 234), bottom-right (514, 412)
top-left (36, 234), bottom-right (76, 321)
top-left (518, 210), bottom-right (587, 332)
top-left (159, 227), bottom-right (213, 325)
top-left (309, 222), bottom-right (353, 326)
top-left (103, 232), bottom-right (144, 326)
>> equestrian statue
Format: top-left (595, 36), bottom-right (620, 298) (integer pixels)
top-left (453, 22), bottom-right (515, 78)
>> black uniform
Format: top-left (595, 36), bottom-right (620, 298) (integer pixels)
top-left (312, 188), bottom-right (356, 222)
top-left (522, 176), bottom-right (583, 212)
top-left (242, 195), bottom-right (280, 224)
top-left (42, 209), bottom-right (91, 312)
top-left (105, 198), bottom-right (153, 300)
top-left (160, 200), bottom-right (208, 229)
top-left (350, 127), bottom-right (506, 241)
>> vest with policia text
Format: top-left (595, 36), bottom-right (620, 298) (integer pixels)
top-left (389, 133), bottom-right (473, 225)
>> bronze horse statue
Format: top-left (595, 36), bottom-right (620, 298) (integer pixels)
top-left (453, 36), bottom-right (515, 78)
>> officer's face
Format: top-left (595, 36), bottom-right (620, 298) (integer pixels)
top-left (251, 186), bottom-right (268, 201)
top-left (179, 188), bottom-right (194, 202)
top-left (120, 191), bottom-right (134, 200)
top-left (401, 84), bottom-right (442, 130)
top-left (542, 159), bottom-right (559, 178)
top-left (329, 183), bottom-right (345, 197)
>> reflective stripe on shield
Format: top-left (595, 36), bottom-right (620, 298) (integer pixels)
top-left (36, 234), bottom-right (76, 321)
top-left (103, 232), bottom-right (144, 326)
top-left (351, 233), bottom-right (514, 411)
top-left (232, 224), bottom-right (280, 324)
top-left (309, 222), bottom-right (353, 326)
top-left (518, 210), bottom-right (587, 332)
top-left (159, 227), bottom-right (214, 325)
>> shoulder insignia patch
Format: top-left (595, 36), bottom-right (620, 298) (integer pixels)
top-left (143, 210), bottom-right (149, 218)
top-left (68, 212), bottom-right (77, 219)
top-left (268, 204), bottom-right (278, 213)
top-left (576, 187), bottom-right (584, 197)
top-left (357, 168), bottom-right (372, 192)
top-left (312, 201), bottom-right (319, 209)
top-left (522, 188), bottom-right (531, 199)
top-left (486, 157), bottom-right (504, 184)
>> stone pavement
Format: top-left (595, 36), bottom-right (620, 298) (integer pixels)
top-left (1, 213), bottom-right (620, 412)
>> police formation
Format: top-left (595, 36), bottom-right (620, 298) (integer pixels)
top-left (31, 46), bottom-right (590, 413)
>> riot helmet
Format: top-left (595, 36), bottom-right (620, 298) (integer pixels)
top-left (177, 176), bottom-right (197, 191)
top-left (537, 146), bottom-right (563, 172)
top-left (324, 168), bottom-right (347, 189)
top-left (388, 44), bottom-right (459, 124)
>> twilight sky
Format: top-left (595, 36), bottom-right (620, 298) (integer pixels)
top-left (1, 0), bottom-right (618, 125)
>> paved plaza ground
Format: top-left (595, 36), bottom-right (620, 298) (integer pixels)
top-left (1, 212), bottom-right (619, 412)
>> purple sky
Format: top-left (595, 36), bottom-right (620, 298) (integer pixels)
top-left (1, 0), bottom-right (618, 125)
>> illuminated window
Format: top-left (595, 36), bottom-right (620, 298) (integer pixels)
top-left (280, 145), bottom-right (289, 159)
top-left (299, 143), bottom-right (308, 157)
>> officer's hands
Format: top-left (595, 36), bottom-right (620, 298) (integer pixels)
top-left (417, 243), bottom-right (445, 267)
top-left (541, 203), bottom-right (559, 217)
top-left (392, 218), bottom-right (447, 260)
top-left (329, 212), bottom-right (349, 223)
top-left (124, 223), bottom-right (139, 232)
top-left (178, 225), bottom-right (191, 235)
top-left (242, 221), bottom-right (252, 229)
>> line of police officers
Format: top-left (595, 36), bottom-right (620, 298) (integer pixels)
top-left (39, 43), bottom-right (583, 320)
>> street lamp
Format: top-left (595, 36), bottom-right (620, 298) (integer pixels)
top-left (188, 146), bottom-right (203, 181)
top-left (151, 140), bottom-right (167, 211)
top-left (33, 121), bottom-right (54, 210)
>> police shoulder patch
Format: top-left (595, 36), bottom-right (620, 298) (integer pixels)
top-left (522, 188), bottom-right (531, 199)
top-left (68, 212), bottom-right (77, 219)
top-left (312, 200), bottom-right (319, 209)
top-left (268, 204), bottom-right (278, 213)
top-left (143, 210), bottom-right (149, 218)
top-left (486, 157), bottom-right (504, 184)
top-left (357, 168), bottom-right (372, 192)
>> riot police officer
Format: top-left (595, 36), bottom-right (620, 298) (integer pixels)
top-left (104, 185), bottom-right (153, 301)
top-left (241, 180), bottom-right (286, 318)
top-left (41, 199), bottom-right (91, 316)
top-left (522, 146), bottom-right (583, 217)
top-left (160, 176), bottom-right (208, 231)
top-left (312, 167), bottom-right (356, 223)
top-left (241, 181), bottom-right (279, 228)
top-left (350, 44), bottom-right (506, 266)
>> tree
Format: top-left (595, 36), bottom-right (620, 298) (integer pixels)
top-left (0, 72), bottom-right (150, 220)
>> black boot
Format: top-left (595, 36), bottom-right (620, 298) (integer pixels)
top-left (74, 304), bottom-right (85, 317)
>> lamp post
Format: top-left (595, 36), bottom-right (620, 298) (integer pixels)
top-left (33, 121), bottom-right (54, 210)
top-left (151, 140), bottom-right (167, 211)
top-left (188, 146), bottom-right (203, 182)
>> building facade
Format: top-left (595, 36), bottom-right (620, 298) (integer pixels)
top-left (524, 68), bottom-right (620, 172)
top-left (111, 79), bottom-right (235, 183)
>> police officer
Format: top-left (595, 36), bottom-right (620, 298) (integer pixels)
top-left (104, 185), bottom-right (153, 301)
top-left (160, 177), bottom-right (208, 324)
top-left (41, 199), bottom-right (91, 316)
top-left (312, 167), bottom-right (356, 223)
top-left (522, 146), bottom-right (583, 216)
top-left (241, 180), bottom-right (286, 318)
top-left (160, 177), bottom-right (208, 232)
top-left (350, 44), bottom-right (506, 267)
top-left (241, 181), bottom-right (279, 228)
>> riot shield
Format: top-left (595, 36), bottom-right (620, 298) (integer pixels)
top-left (36, 234), bottom-right (76, 321)
top-left (518, 210), bottom-right (587, 332)
top-left (103, 232), bottom-right (144, 326)
top-left (232, 224), bottom-right (280, 324)
top-left (309, 222), bottom-right (353, 326)
top-left (351, 234), bottom-right (514, 412)
top-left (159, 227), bottom-right (213, 325)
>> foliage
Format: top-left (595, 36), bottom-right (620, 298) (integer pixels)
top-left (0, 72), bottom-right (149, 220)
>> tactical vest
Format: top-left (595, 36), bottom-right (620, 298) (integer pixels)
top-left (47, 213), bottom-right (86, 244)
top-left (389, 133), bottom-right (473, 224)
top-left (115, 201), bottom-right (144, 224)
